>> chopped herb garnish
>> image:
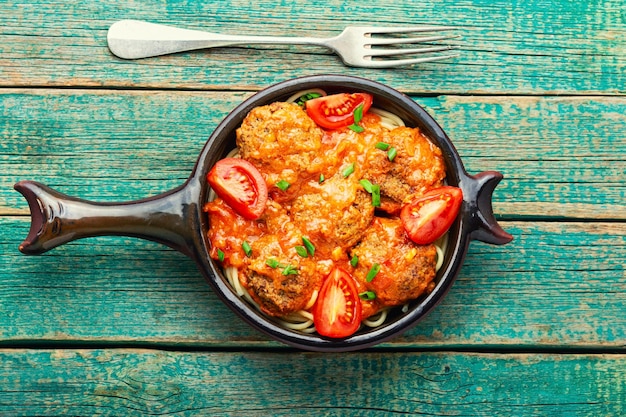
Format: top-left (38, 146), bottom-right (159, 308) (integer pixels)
top-left (371, 184), bottom-right (381, 207)
top-left (353, 103), bottom-right (364, 123)
top-left (282, 265), bottom-right (299, 275)
top-left (360, 179), bottom-right (380, 207)
top-left (217, 249), bottom-right (225, 262)
top-left (350, 255), bottom-right (359, 267)
top-left (295, 92), bottom-right (322, 107)
top-left (302, 237), bottom-right (315, 256)
top-left (242, 241), bottom-right (252, 257)
top-left (366, 263), bottom-right (381, 282)
top-left (387, 147), bottom-right (397, 162)
top-left (359, 179), bottom-right (374, 193)
top-left (359, 291), bottom-right (377, 301)
top-left (266, 259), bottom-right (297, 275)
top-left (265, 258), bottom-right (298, 275)
top-left (348, 104), bottom-right (365, 132)
top-left (295, 246), bottom-right (308, 258)
top-left (266, 258), bottom-right (282, 269)
top-left (319, 174), bottom-right (325, 183)
top-left (342, 163), bottom-right (355, 178)
top-left (375, 142), bottom-right (390, 151)
top-left (348, 124), bottom-right (365, 133)
top-left (276, 180), bottom-right (290, 191)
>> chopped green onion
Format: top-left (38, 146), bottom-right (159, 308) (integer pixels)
top-left (295, 246), bottom-right (308, 258)
top-left (371, 184), bottom-right (381, 207)
top-left (387, 147), bottom-right (397, 162)
top-left (360, 179), bottom-right (381, 207)
top-left (366, 263), bottom-right (381, 282)
top-left (348, 124), bottom-right (365, 133)
top-left (348, 104), bottom-right (365, 132)
top-left (276, 180), bottom-right (290, 191)
top-left (359, 291), bottom-right (377, 301)
top-left (342, 163), bottom-right (355, 178)
top-left (266, 258), bottom-right (281, 269)
top-left (350, 255), bottom-right (359, 267)
top-left (319, 174), bottom-right (325, 183)
top-left (242, 241), bottom-right (252, 257)
top-left (217, 249), bottom-right (225, 262)
top-left (359, 179), bottom-right (374, 193)
top-left (296, 92), bottom-right (322, 107)
top-left (302, 237), bottom-right (315, 256)
top-left (353, 103), bottom-right (364, 124)
top-left (375, 142), bottom-right (390, 151)
top-left (282, 265), bottom-right (298, 275)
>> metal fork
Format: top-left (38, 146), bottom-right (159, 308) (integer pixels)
top-left (107, 20), bottom-right (458, 68)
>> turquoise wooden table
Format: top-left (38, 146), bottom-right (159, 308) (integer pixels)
top-left (1, 1), bottom-right (625, 415)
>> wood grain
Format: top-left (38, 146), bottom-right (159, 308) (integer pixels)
top-left (1, 0), bottom-right (625, 412)
top-left (1, 218), bottom-right (623, 349)
top-left (0, 349), bottom-right (624, 416)
top-left (2, 90), bottom-right (624, 219)
top-left (0, 0), bottom-right (624, 94)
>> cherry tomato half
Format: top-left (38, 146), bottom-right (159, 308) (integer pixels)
top-left (207, 158), bottom-right (268, 220)
top-left (400, 186), bottom-right (463, 245)
top-left (313, 267), bottom-right (362, 338)
top-left (305, 93), bottom-right (373, 130)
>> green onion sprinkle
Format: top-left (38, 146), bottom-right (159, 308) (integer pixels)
top-left (366, 263), bottom-right (381, 282)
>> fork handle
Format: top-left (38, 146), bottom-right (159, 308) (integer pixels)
top-left (107, 20), bottom-right (331, 59)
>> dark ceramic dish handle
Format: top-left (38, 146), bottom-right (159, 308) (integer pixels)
top-left (14, 179), bottom-right (201, 258)
top-left (459, 170), bottom-right (512, 245)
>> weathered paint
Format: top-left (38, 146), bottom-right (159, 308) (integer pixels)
top-left (2, 91), bottom-right (624, 218)
top-left (1, 0), bottom-right (625, 414)
top-left (0, 349), bottom-right (625, 416)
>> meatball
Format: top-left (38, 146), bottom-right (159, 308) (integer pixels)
top-left (350, 217), bottom-right (437, 306)
top-left (364, 126), bottom-right (446, 211)
top-left (244, 269), bottom-right (317, 317)
top-left (236, 102), bottom-right (326, 185)
top-left (291, 174), bottom-right (375, 252)
top-left (241, 233), bottom-right (322, 317)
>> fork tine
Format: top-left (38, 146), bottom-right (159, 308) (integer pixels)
top-left (351, 26), bottom-right (459, 68)
top-left (364, 53), bottom-right (459, 68)
top-left (367, 34), bottom-right (458, 46)
top-left (360, 26), bottom-right (457, 34)
top-left (367, 45), bottom-right (458, 58)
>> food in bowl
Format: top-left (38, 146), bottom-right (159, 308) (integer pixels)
top-left (203, 90), bottom-right (462, 339)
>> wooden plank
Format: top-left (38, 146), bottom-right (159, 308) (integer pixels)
top-left (420, 95), bottom-right (626, 220)
top-left (1, 218), bottom-right (624, 349)
top-left (0, 349), bottom-right (624, 416)
top-left (2, 90), bottom-right (624, 219)
top-left (1, 89), bottom-right (249, 209)
top-left (0, 0), bottom-right (624, 94)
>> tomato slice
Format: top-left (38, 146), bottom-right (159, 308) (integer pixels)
top-left (400, 186), bottom-right (463, 245)
top-left (313, 267), bottom-right (362, 338)
top-left (305, 93), bottom-right (373, 130)
top-left (206, 158), bottom-right (268, 220)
